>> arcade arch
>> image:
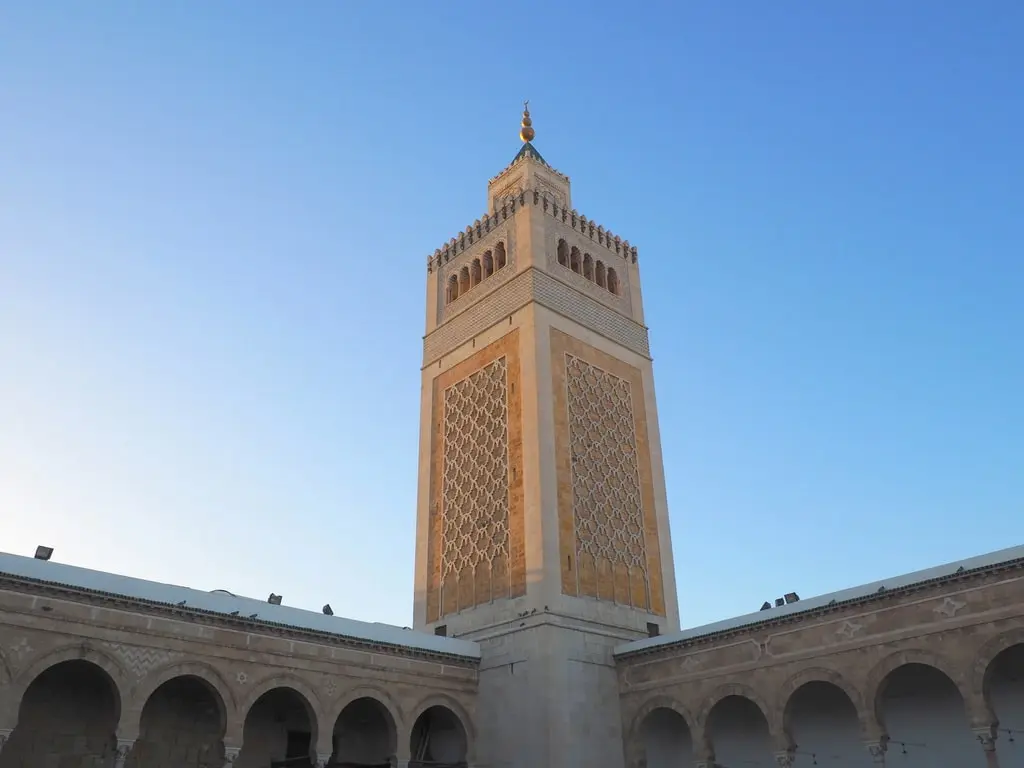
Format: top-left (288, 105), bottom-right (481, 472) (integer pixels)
top-left (0, 659), bottom-right (120, 767)
top-left (409, 705), bottom-right (468, 767)
top-left (331, 695), bottom-right (397, 767)
top-left (875, 662), bottom-right (982, 766)
top-left (704, 694), bottom-right (774, 767)
top-left (783, 681), bottom-right (868, 765)
top-left (634, 705), bottom-right (693, 767)
top-left (983, 641), bottom-right (1024, 761)
top-left (126, 675), bottom-right (225, 768)
top-left (238, 686), bottom-right (319, 768)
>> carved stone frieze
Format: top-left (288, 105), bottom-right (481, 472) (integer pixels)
top-left (0, 577), bottom-right (477, 666)
top-left (623, 640), bottom-right (761, 688)
top-left (104, 642), bottom-right (181, 678)
top-left (935, 596), bottom-right (967, 618)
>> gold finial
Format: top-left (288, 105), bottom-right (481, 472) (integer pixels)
top-left (520, 100), bottom-right (535, 143)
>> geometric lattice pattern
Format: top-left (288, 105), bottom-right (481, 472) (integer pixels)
top-left (566, 354), bottom-right (648, 586)
top-left (440, 356), bottom-right (510, 592)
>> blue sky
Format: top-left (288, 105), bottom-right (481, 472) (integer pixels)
top-left (1, 2), bottom-right (1021, 630)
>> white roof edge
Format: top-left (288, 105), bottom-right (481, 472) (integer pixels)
top-left (615, 543), bottom-right (1024, 657)
top-left (0, 552), bottom-right (480, 660)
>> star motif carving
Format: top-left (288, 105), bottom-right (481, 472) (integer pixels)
top-left (679, 655), bottom-right (702, 672)
top-left (934, 596), bottom-right (967, 618)
top-left (836, 620), bottom-right (863, 639)
top-left (9, 637), bottom-right (32, 659)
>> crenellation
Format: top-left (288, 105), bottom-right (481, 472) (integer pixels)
top-left (426, 185), bottom-right (638, 275)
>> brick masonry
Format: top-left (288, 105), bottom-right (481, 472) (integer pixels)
top-left (422, 268), bottom-right (650, 367)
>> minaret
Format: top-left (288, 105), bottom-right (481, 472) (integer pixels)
top-left (413, 106), bottom-right (678, 767)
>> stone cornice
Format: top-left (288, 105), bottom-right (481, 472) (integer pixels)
top-left (0, 574), bottom-right (479, 667)
top-left (614, 557), bottom-right (1024, 661)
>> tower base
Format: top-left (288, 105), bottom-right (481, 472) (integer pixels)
top-left (472, 616), bottom-right (638, 768)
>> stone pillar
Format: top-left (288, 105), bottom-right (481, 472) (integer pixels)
top-left (864, 740), bottom-right (887, 765)
top-left (0, 729), bottom-right (12, 753)
top-left (974, 726), bottom-right (1001, 768)
top-left (224, 746), bottom-right (241, 766)
top-left (114, 739), bottom-right (134, 768)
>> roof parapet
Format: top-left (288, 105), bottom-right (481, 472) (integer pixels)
top-left (426, 187), bottom-right (639, 274)
top-left (487, 143), bottom-right (570, 186)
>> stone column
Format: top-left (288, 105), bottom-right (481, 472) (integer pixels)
top-left (974, 726), bottom-right (1001, 768)
top-left (113, 739), bottom-right (134, 768)
top-left (0, 729), bottom-right (12, 753)
top-left (224, 746), bottom-right (241, 766)
top-left (864, 740), bottom-right (887, 765)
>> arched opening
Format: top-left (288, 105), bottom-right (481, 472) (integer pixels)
top-left (495, 242), bottom-right (507, 270)
top-left (784, 681), bottom-right (867, 766)
top-left (706, 695), bottom-right (772, 767)
top-left (410, 706), bottom-right (467, 768)
top-left (557, 239), bottom-right (569, 267)
top-left (638, 707), bottom-right (692, 767)
top-left (239, 687), bottom-right (317, 768)
top-left (0, 660), bottom-right (120, 767)
top-left (446, 274), bottom-right (459, 304)
top-left (458, 267), bottom-right (470, 296)
top-left (470, 259), bottom-right (481, 288)
top-left (127, 676), bottom-right (225, 768)
top-left (985, 644), bottom-right (1024, 761)
top-left (607, 267), bottom-right (619, 294)
top-left (331, 697), bottom-right (397, 768)
top-left (595, 260), bottom-right (607, 288)
top-left (570, 246), bottom-right (581, 274)
top-left (877, 663), bottom-right (983, 767)
top-left (482, 250), bottom-right (494, 279)
top-left (583, 253), bottom-right (594, 281)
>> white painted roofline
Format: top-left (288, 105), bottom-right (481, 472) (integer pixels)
top-left (615, 543), bottom-right (1024, 657)
top-left (0, 551), bottom-right (480, 659)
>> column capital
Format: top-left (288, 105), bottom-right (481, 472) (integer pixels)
top-left (864, 739), bottom-right (887, 764)
top-left (114, 739), bottom-right (134, 768)
top-left (774, 751), bottom-right (794, 768)
top-left (315, 754), bottom-right (332, 768)
top-left (974, 725), bottom-right (998, 751)
top-left (224, 746), bottom-right (241, 766)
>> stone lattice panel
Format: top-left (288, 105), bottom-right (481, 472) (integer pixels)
top-left (566, 356), bottom-right (649, 608)
top-left (566, 356), bottom-right (647, 567)
top-left (442, 357), bottom-right (509, 586)
top-left (428, 331), bottom-right (525, 621)
top-left (552, 329), bottom-right (665, 615)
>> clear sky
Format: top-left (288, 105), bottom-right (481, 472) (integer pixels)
top-left (1, 2), bottom-right (1022, 630)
